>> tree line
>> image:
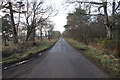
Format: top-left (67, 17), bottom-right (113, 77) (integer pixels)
top-left (63, 0), bottom-right (120, 44)
top-left (0, 0), bottom-right (61, 46)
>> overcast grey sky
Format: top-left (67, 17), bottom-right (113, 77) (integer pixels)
top-left (48, 0), bottom-right (77, 33)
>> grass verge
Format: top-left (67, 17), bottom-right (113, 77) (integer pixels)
top-left (65, 38), bottom-right (120, 77)
top-left (1, 39), bottom-right (58, 66)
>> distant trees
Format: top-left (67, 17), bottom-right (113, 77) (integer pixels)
top-left (51, 31), bottom-right (61, 39)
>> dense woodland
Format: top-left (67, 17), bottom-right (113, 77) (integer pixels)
top-left (63, 0), bottom-right (120, 57)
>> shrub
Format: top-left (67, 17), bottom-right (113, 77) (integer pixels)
top-left (2, 46), bottom-right (17, 58)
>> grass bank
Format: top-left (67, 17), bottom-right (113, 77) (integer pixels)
top-left (1, 39), bottom-right (58, 66)
top-left (65, 38), bottom-right (120, 77)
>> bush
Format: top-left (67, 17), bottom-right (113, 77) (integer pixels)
top-left (102, 40), bottom-right (118, 57)
top-left (89, 38), bottom-right (119, 57)
top-left (2, 46), bottom-right (17, 58)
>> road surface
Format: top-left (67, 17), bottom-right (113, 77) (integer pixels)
top-left (3, 38), bottom-right (110, 78)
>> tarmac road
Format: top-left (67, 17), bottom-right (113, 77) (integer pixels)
top-left (2, 38), bottom-right (110, 78)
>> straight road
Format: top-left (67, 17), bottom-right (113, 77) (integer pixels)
top-left (3, 38), bottom-right (110, 78)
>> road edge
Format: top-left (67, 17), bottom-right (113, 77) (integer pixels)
top-left (2, 39), bottom-right (59, 69)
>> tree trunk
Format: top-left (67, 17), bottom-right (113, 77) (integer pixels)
top-left (2, 32), bottom-right (7, 46)
top-left (103, 2), bottom-right (113, 39)
top-left (25, 25), bottom-right (31, 41)
top-left (106, 26), bottom-right (112, 39)
top-left (112, 0), bottom-right (115, 38)
top-left (29, 20), bottom-right (36, 41)
top-left (9, 2), bottom-right (18, 44)
top-left (48, 31), bottom-right (50, 39)
top-left (26, 9), bottom-right (36, 41)
top-left (40, 29), bottom-right (42, 40)
top-left (45, 30), bottom-right (47, 38)
top-left (29, 27), bottom-right (35, 41)
top-left (25, 21), bottom-right (35, 41)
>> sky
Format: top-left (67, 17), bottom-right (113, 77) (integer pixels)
top-left (48, 0), bottom-right (77, 33)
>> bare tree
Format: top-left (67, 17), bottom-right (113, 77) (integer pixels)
top-left (24, 0), bottom-right (58, 41)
